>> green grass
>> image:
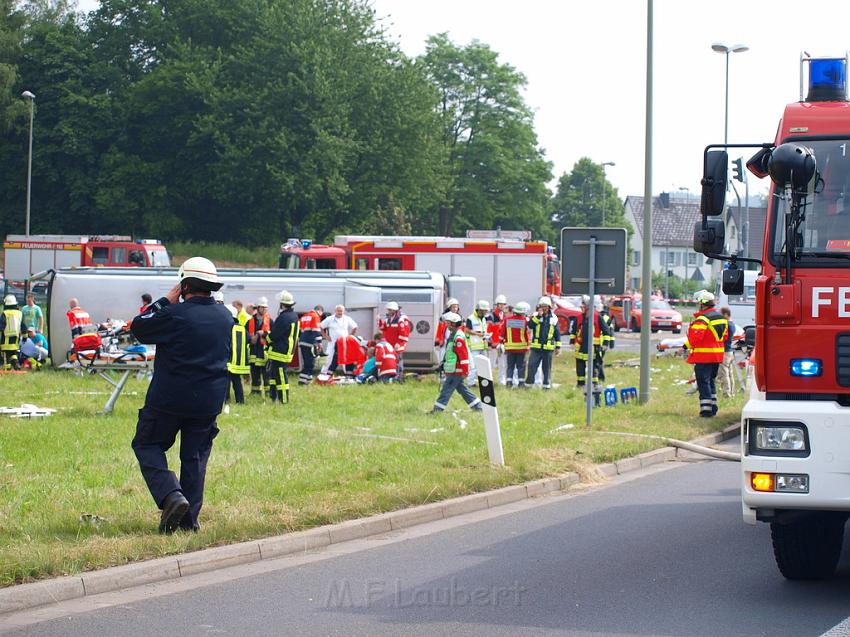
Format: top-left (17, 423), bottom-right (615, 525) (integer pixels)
top-left (168, 241), bottom-right (280, 268)
top-left (0, 352), bottom-right (742, 586)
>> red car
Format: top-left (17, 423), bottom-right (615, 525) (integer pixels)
top-left (552, 296), bottom-right (584, 336)
top-left (609, 295), bottom-right (683, 334)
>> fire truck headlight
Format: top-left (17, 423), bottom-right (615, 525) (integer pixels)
top-left (790, 358), bottom-right (822, 377)
top-left (748, 421), bottom-right (809, 456)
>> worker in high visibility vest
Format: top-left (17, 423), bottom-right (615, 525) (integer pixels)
top-left (686, 290), bottom-right (728, 417)
top-left (487, 294), bottom-right (507, 384)
top-left (573, 296), bottom-right (611, 388)
top-left (430, 312), bottom-right (483, 413)
top-left (524, 297), bottom-right (561, 389)
top-left (596, 300), bottom-right (616, 382)
top-left (465, 300), bottom-right (491, 386)
top-left (247, 297), bottom-right (272, 396)
top-left (0, 295), bottom-right (25, 370)
top-left (225, 305), bottom-right (249, 405)
top-left (500, 301), bottom-right (531, 388)
top-left (298, 304), bottom-right (324, 385)
top-left (268, 290), bottom-right (300, 403)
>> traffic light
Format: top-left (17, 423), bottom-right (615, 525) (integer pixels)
top-left (732, 157), bottom-right (744, 182)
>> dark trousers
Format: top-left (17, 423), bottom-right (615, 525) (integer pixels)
top-left (268, 360), bottom-right (290, 403)
top-left (434, 374), bottom-right (481, 410)
top-left (299, 343), bottom-right (316, 384)
top-left (226, 372), bottom-right (245, 404)
top-left (576, 350), bottom-right (603, 386)
top-left (694, 362), bottom-right (720, 415)
top-left (250, 362), bottom-right (268, 394)
top-left (596, 349), bottom-right (606, 381)
top-left (505, 351), bottom-right (527, 386)
top-left (525, 349), bottom-right (554, 387)
top-left (1, 349), bottom-right (19, 370)
top-left (131, 406), bottom-right (219, 528)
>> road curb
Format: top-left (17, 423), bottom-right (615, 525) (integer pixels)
top-left (0, 422), bottom-right (740, 615)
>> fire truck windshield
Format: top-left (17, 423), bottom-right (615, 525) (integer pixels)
top-left (771, 138), bottom-right (850, 263)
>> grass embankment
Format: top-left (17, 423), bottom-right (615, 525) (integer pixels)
top-left (0, 352), bottom-right (743, 586)
top-left (167, 241), bottom-right (280, 268)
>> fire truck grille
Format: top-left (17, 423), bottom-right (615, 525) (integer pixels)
top-left (836, 334), bottom-right (850, 387)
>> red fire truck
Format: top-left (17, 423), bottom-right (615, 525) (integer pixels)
top-left (279, 234), bottom-right (561, 307)
top-left (694, 54), bottom-right (850, 579)
top-left (3, 234), bottom-right (170, 281)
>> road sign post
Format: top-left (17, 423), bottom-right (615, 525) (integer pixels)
top-left (474, 354), bottom-right (505, 465)
top-left (560, 228), bottom-right (627, 429)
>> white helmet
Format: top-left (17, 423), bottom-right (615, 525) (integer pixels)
top-left (594, 301), bottom-right (603, 312)
top-left (494, 294), bottom-right (507, 305)
top-left (178, 256), bottom-right (222, 291)
top-left (581, 295), bottom-right (590, 306)
top-left (386, 301), bottom-right (400, 311)
top-left (442, 311), bottom-right (462, 324)
top-left (537, 296), bottom-right (553, 308)
top-left (211, 291), bottom-right (224, 303)
top-left (446, 297), bottom-right (459, 307)
top-left (256, 296), bottom-right (269, 308)
top-left (694, 289), bottom-right (715, 305)
top-left (3, 294), bottom-right (17, 306)
top-left (515, 301), bottom-right (531, 315)
top-left (277, 290), bottom-right (295, 306)
top-left (476, 299), bottom-right (491, 311)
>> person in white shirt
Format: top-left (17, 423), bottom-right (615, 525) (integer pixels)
top-left (320, 305), bottom-right (358, 374)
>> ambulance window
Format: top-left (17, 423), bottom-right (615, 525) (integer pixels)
top-left (129, 250), bottom-right (145, 265)
top-left (112, 247), bottom-right (126, 264)
top-left (355, 257), bottom-right (369, 270)
top-left (377, 258), bottom-right (402, 270)
top-left (91, 246), bottom-right (109, 264)
top-left (147, 249), bottom-right (170, 266)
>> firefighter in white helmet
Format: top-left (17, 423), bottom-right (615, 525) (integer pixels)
top-left (130, 256), bottom-right (233, 533)
top-left (267, 290), bottom-right (300, 403)
top-left (435, 297), bottom-right (460, 354)
top-left (0, 294), bottom-right (24, 370)
top-left (686, 289), bottom-right (728, 417)
top-left (524, 296), bottom-right (561, 389)
top-left (247, 295), bottom-right (272, 396)
top-left (465, 299), bottom-right (491, 385)
top-left (429, 312), bottom-right (483, 413)
top-left (500, 300), bottom-right (531, 387)
top-left (488, 295), bottom-right (508, 384)
top-left (378, 300), bottom-right (411, 382)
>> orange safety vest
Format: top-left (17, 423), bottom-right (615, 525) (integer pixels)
top-left (501, 314), bottom-right (530, 352)
top-left (686, 309), bottom-right (728, 364)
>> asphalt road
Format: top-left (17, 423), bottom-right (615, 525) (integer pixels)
top-left (5, 446), bottom-right (850, 637)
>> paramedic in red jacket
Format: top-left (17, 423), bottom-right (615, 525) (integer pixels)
top-left (298, 304), bottom-right (324, 384)
top-left (487, 294), bottom-right (507, 384)
top-left (373, 331), bottom-right (398, 382)
top-left (430, 312), bottom-right (483, 413)
top-left (378, 301), bottom-right (411, 381)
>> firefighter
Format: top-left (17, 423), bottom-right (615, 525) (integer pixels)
top-left (378, 300), bottom-right (411, 381)
top-left (225, 305), bottom-right (249, 405)
top-left (500, 300), bottom-right (531, 388)
top-left (596, 300), bottom-right (616, 382)
top-left (465, 300), bottom-right (491, 385)
top-left (247, 296), bottom-right (272, 396)
top-left (488, 294), bottom-right (508, 384)
top-left (0, 295), bottom-right (24, 370)
top-left (268, 291), bottom-right (300, 403)
top-left (435, 297), bottom-right (460, 356)
top-left (298, 304), bottom-right (324, 385)
top-left (430, 312), bottom-right (483, 413)
top-left (130, 256), bottom-right (233, 533)
top-left (573, 296), bottom-right (610, 389)
top-left (525, 297), bottom-right (561, 389)
top-left (686, 290), bottom-right (728, 417)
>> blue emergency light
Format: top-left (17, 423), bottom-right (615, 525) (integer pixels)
top-left (806, 57), bottom-right (847, 102)
top-left (301, 240), bottom-right (312, 249)
top-left (790, 358), bottom-right (822, 377)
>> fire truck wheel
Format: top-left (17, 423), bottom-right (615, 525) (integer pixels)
top-left (770, 513), bottom-right (846, 579)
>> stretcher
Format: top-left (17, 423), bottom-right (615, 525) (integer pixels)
top-left (62, 345), bottom-right (154, 414)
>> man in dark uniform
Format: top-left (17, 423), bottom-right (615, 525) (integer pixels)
top-left (268, 290), bottom-right (300, 403)
top-left (130, 257), bottom-right (233, 533)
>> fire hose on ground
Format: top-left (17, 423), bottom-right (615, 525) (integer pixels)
top-left (596, 431), bottom-right (741, 462)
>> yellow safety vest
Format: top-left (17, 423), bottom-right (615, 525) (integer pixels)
top-left (466, 313), bottom-right (488, 351)
top-left (1, 309), bottom-right (22, 351)
top-left (268, 315), bottom-right (300, 364)
top-left (227, 323), bottom-right (250, 374)
top-left (530, 315), bottom-right (560, 351)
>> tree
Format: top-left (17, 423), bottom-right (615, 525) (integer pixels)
top-left (418, 34), bottom-right (552, 239)
top-left (549, 158), bottom-right (632, 245)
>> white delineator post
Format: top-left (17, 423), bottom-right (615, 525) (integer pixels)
top-left (474, 354), bottom-right (505, 466)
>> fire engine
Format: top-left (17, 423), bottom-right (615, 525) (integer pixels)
top-left (279, 234), bottom-right (561, 308)
top-left (694, 53), bottom-right (850, 579)
top-left (3, 234), bottom-right (170, 281)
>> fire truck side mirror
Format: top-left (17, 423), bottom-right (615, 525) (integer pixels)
top-left (700, 149), bottom-right (728, 216)
top-left (692, 219), bottom-right (725, 255)
top-left (722, 268), bottom-right (745, 295)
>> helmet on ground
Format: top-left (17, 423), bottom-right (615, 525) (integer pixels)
top-left (694, 289), bottom-right (715, 305)
top-left (515, 301), bottom-right (531, 315)
top-left (386, 301), bottom-right (399, 311)
top-left (537, 296), bottom-right (553, 308)
top-left (277, 290), bottom-right (295, 306)
top-left (494, 294), bottom-right (507, 305)
top-left (211, 291), bottom-right (224, 303)
top-left (476, 299), bottom-right (491, 311)
top-left (178, 256), bottom-right (222, 291)
top-left (256, 296), bottom-right (269, 308)
top-left (3, 294), bottom-right (17, 306)
top-left (446, 297), bottom-right (459, 308)
top-left (442, 311), bottom-right (462, 324)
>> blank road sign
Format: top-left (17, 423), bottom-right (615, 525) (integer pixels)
top-left (560, 227), bottom-right (627, 295)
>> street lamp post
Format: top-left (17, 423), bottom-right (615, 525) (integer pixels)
top-left (711, 42), bottom-right (748, 145)
top-left (21, 90), bottom-right (35, 236)
top-left (600, 161), bottom-right (615, 225)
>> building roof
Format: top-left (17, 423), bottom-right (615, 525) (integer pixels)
top-left (624, 195), bottom-right (702, 247)
top-left (727, 204), bottom-right (768, 261)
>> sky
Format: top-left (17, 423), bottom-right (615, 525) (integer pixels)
top-left (75, 0), bottom-right (850, 201)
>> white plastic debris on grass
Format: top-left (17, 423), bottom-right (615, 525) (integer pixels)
top-left (451, 411), bottom-right (468, 429)
top-left (550, 423), bottom-right (575, 433)
top-left (0, 404), bottom-right (56, 418)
